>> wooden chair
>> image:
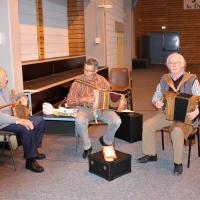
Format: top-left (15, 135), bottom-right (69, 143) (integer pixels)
top-left (157, 126), bottom-right (200, 168)
top-left (0, 131), bottom-right (17, 170)
top-left (109, 67), bottom-right (133, 110)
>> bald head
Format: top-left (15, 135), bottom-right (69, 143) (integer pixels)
top-left (0, 67), bottom-right (8, 88)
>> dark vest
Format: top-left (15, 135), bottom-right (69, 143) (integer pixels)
top-left (160, 72), bottom-right (197, 95)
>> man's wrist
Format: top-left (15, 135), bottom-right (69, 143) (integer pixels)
top-left (15, 118), bottom-right (20, 124)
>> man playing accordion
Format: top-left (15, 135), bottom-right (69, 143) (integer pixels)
top-left (65, 58), bottom-right (126, 159)
top-left (137, 53), bottom-right (200, 175)
top-left (0, 67), bottom-right (46, 173)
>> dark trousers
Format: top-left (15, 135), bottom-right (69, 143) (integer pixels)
top-left (0, 116), bottom-right (45, 159)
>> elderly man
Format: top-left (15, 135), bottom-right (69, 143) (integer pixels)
top-left (66, 58), bottom-right (122, 158)
top-left (0, 67), bottom-right (45, 173)
top-left (137, 53), bottom-right (200, 175)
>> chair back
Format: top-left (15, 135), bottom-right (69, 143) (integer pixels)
top-left (109, 67), bottom-right (131, 91)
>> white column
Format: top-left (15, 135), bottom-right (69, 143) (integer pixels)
top-left (84, 0), bottom-right (106, 66)
top-left (0, 0), bottom-right (23, 92)
top-left (124, 0), bottom-right (133, 70)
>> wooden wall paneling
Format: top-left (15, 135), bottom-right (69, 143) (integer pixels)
top-left (36, 0), bottom-right (45, 59)
top-left (135, 0), bottom-right (200, 64)
top-left (67, 0), bottom-right (85, 56)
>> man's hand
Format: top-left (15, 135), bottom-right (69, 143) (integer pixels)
top-left (20, 96), bottom-right (28, 106)
top-left (154, 100), bottom-right (164, 109)
top-left (80, 95), bottom-right (95, 105)
top-left (16, 119), bottom-right (34, 130)
top-left (187, 105), bottom-right (199, 120)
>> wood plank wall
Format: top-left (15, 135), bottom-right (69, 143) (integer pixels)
top-left (67, 0), bottom-right (85, 56)
top-left (36, 0), bottom-right (45, 59)
top-left (135, 0), bottom-right (200, 64)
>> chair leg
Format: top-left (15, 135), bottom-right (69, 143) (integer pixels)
top-left (161, 130), bottom-right (165, 150)
top-left (129, 90), bottom-right (133, 110)
top-left (6, 136), bottom-right (16, 171)
top-left (1, 135), bottom-right (6, 154)
top-left (196, 129), bottom-right (200, 157)
top-left (187, 136), bottom-right (193, 168)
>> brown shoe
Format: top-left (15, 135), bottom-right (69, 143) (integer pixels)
top-left (184, 138), bottom-right (196, 146)
top-left (26, 159), bottom-right (44, 173)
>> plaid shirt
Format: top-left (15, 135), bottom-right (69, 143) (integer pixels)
top-left (66, 74), bottom-right (110, 106)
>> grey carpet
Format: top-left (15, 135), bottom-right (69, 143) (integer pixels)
top-left (1, 65), bottom-right (200, 200)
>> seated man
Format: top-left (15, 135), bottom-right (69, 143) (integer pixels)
top-left (0, 67), bottom-right (46, 173)
top-left (137, 53), bottom-right (200, 175)
top-left (65, 58), bottom-right (122, 158)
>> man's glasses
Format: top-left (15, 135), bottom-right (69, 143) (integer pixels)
top-left (168, 62), bottom-right (182, 66)
top-left (84, 68), bottom-right (95, 73)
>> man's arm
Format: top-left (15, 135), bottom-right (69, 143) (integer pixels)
top-left (0, 111), bottom-right (17, 124)
top-left (65, 81), bottom-right (82, 106)
top-left (188, 79), bottom-right (200, 120)
top-left (152, 83), bottom-right (164, 108)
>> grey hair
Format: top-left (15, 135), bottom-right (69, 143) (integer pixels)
top-left (84, 58), bottom-right (99, 71)
top-left (166, 52), bottom-right (186, 68)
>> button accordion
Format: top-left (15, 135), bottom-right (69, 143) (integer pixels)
top-left (164, 91), bottom-right (200, 125)
top-left (75, 79), bottom-right (126, 111)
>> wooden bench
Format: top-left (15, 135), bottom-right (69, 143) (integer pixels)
top-left (23, 56), bottom-right (108, 114)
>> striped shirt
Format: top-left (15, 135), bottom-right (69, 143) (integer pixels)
top-left (66, 74), bottom-right (110, 106)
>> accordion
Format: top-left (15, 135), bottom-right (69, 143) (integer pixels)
top-left (164, 91), bottom-right (200, 125)
top-left (75, 79), bottom-right (126, 111)
top-left (12, 102), bottom-right (30, 119)
top-left (93, 90), bottom-right (125, 111)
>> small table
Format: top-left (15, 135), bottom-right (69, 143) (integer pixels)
top-left (42, 114), bottom-right (75, 135)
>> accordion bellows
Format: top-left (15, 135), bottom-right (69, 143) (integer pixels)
top-left (164, 91), bottom-right (200, 125)
top-left (94, 90), bottom-right (125, 111)
top-left (12, 102), bottom-right (30, 119)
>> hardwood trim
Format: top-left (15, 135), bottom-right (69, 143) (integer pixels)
top-left (35, 0), bottom-right (45, 59)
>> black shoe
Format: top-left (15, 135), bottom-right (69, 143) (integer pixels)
top-left (35, 152), bottom-right (46, 160)
top-left (82, 147), bottom-right (92, 159)
top-left (26, 159), bottom-right (44, 173)
top-left (174, 163), bottom-right (183, 175)
top-left (137, 155), bottom-right (158, 163)
top-left (99, 136), bottom-right (109, 146)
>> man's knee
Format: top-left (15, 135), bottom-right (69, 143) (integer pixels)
top-left (31, 116), bottom-right (45, 127)
top-left (75, 117), bottom-right (88, 127)
top-left (108, 115), bottom-right (121, 128)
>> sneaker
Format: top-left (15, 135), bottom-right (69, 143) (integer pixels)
top-left (174, 163), bottom-right (183, 175)
top-left (137, 155), bottom-right (157, 163)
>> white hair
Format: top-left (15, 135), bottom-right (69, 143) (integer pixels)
top-left (166, 53), bottom-right (186, 68)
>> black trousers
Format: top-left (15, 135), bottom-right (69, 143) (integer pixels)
top-left (1, 116), bottom-right (45, 159)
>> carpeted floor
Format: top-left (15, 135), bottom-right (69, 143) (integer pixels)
top-left (0, 65), bottom-right (200, 200)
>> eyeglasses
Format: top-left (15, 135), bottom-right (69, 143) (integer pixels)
top-left (168, 62), bottom-right (182, 66)
top-left (84, 68), bottom-right (96, 73)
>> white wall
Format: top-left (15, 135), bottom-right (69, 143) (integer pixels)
top-left (19, 0), bottom-right (38, 61)
top-left (43, 0), bottom-right (69, 58)
top-left (105, 0), bottom-right (124, 68)
top-left (19, 0), bottom-right (69, 61)
top-left (84, 0), bottom-right (106, 66)
top-left (0, 0), bottom-right (23, 92)
top-left (84, 0), bottom-right (134, 69)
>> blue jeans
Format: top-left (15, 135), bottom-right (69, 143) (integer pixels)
top-left (1, 116), bottom-right (45, 159)
top-left (75, 107), bottom-right (121, 150)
